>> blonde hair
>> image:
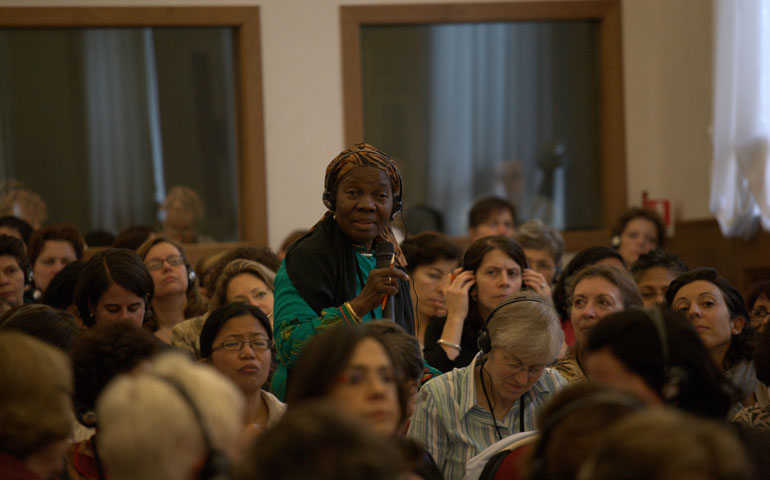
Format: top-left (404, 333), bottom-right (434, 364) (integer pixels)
top-left (0, 331), bottom-right (72, 458)
top-left (567, 264), bottom-right (642, 311)
top-left (97, 352), bottom-right (244, 480)
top-left (209, 259), bottom-right (275, 312)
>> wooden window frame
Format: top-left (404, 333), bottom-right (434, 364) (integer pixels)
top-left (0, 7), bottom-right (267, 245)
top-left (340, 1), bottom-right (625, 250)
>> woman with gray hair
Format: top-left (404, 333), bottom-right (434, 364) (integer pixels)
top-left (171, 259), bottom-right (275, 359)
top-left (96, 352), bottom-right (244, 480)
top-left (407, 290), bottom-right (565, 480)
top-left (513, 219), bottom-right (564, 286)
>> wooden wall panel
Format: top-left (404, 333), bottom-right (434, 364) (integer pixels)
top-left (655, 219), bottom-right (770, 294)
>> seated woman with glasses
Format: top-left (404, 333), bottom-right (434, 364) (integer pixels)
top-left (745, 279), bottom-right (770, 334)
top-left (137, 236), bottom-right (206, 343)
top-left (408, 290), bottom-right (565, 480)
top-left (199, 302), bottom-right (285, 437)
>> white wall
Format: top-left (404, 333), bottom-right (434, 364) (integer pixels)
top-left (623, 0), bottom-right (713, 223)
top-left (0, 0), bottom-right (715, 248)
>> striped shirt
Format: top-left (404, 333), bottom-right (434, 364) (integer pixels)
top-left (407, 353), bottom-right (566, 480)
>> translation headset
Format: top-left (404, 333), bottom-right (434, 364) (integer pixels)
top-left (185, 262), bottom-right (197, 291)
top-left (476, 295), bottom-right (547, 441)
top-left (321, 145), bottom-right (404, 219)
top-left (146, 238), bottom-right (198, 292)
top-left (643, 305), bottom-right (688, 403)
top-left (477, 295), bottom-right (543, 355)
top-left (152, 374), bottom-right (230, 480)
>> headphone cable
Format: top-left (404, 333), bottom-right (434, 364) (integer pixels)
top-left (480, 362), bottom-right (504, 441)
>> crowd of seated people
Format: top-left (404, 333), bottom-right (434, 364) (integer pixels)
top-left (3, 142), bottom-right (770, 480)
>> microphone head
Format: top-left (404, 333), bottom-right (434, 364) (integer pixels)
top-left (375, 241), bottom-right (395, 268)
top-left (375, 241), bottom-right (395, 257)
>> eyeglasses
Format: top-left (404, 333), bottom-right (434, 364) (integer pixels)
top-left (750, 308), bottom-right (770, 321)
top-left (145, 255), bottom-right (185, 271)
top-left (498, 356), bottom-right (547, 378)
top-left (214, 339), bottom-right (272, 352)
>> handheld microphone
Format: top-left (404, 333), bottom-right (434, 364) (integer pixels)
top-left (375, 241), bottom-right (395, 321)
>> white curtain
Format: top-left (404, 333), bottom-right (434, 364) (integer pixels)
top-left (711, 0), bottom-right (770, 238)
top-left (83, 29), bottom-right (158, 233)
top-left (425, 23), bottom-right (559, 234)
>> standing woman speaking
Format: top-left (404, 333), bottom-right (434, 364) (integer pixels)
top-left (272, 143), bottom-right (413, 399)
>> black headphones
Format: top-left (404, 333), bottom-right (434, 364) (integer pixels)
top-left (643, 306), bottom-right (688, 403)
top-left (321, 145), bottom-right (403, 218)
top-left (477, 295), bottom-right (546, 354)
top-left (152, 375), bottom-right (230, 480)
top-left (527, 391), bottom-right (645, 480)
top-left (185, 263), bottom-right (197, 292)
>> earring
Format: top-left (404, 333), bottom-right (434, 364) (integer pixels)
top-left (81, 411), bottom-right (98, 427)
top-left (611, 235), bottom-right (621, 248)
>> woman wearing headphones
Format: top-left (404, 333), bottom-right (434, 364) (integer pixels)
top-left (75, 248), bottom-right (155, 329)
top-left (271, 143), bottom-right (413, 400)
top-left (138, 237), bottom-right (206, 343)
top-left (408, 290), bottom-right (565, 480)
top-left (423, 236), bottom-right (550, 373)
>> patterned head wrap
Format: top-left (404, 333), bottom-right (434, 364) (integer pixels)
top-left (323, 143), bottom-right (402, 211)
top-left (320, 143), bottom-right (406, 265)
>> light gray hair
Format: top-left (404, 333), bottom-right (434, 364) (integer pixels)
top-left (96, 352), bottom-right (244, 480)
top-left (487, 290), bottom-right (563, 365)
top-left (513, 219), bottom-right (565, 267)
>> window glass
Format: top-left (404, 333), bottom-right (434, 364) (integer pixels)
top-left (361, 21), bottom-right (600, 235)
top-left (0, 27), bottom-right (238, 241)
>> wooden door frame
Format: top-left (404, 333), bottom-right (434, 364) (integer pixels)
top-left (0, 6), bottom-right (267, 244)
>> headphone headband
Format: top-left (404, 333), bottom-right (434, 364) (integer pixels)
top-left (322, 145), bottom-right (403, 216)
top-left (151, 374), bottom-right (229, 480)
top-left (477, 294), bottom-right (546, 354)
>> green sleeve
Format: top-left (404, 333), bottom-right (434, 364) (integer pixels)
top-left (271, 263), bottom-right (360, 398)
top-left (274, 264), bottom-right (359, 367)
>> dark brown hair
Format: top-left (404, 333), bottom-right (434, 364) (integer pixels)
top-left (666, 267), bottom-right (755, 370)
top-left (75, 248), bottom-right (154, 327)
top-left (611, 207), bottom-right (666, 248)
top-left (28, 223), bottom-right (85, 266)
top-left (401, 232), bottom-right (461, 274)
top-left (468, 196), bottom-right (516, 229)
